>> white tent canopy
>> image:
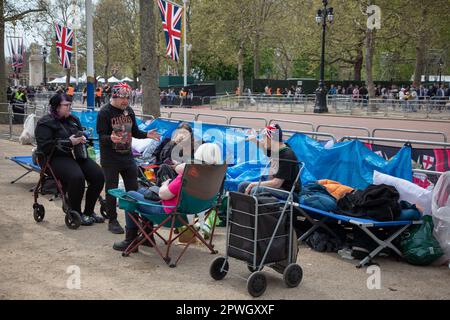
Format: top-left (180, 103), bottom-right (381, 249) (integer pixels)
top-left (120, 77), bottom-right (133, 82)
top-left (48, 76), bottom-right (78, 84)
top-left (108, 76), bottom-right (120, 83)
top-left (96, 76), bottom-right (105, 83)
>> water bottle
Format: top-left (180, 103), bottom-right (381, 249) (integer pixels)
top-left (73, 131), bottom-right (88, 160)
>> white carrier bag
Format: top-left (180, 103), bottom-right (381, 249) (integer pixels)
top-left (432, 171), bottom-right (450, 265)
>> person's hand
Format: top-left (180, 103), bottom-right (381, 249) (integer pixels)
top-left (69, 134), bottom-right (85, 146)
top-left (147, 129), bottom-right (161, 141)
top-left (244, 182), bottom-right (256, 195)
top-left (161, 179), bottom-right (171, 187)
top-left (110, 131), bottom-right (122, 144)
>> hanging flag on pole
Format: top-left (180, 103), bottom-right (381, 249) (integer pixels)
top-left (55, 23), bottom-right (74, 69)
top-left (157, 0), bottom-right (183, 62)
top-left (8, 37), bottom-right (25, 77)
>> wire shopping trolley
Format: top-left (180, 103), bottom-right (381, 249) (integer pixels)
top-left (210, 161), bottom-right (304, 297)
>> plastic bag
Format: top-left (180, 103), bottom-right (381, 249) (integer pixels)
top-left (400, 215), bottom-right (444, 266)
top-left (19, 114), bottom-right (35, 145)
top-left (431, 172), bottom-right (450, 264)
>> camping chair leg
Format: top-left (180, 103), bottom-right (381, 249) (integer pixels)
top-left (169, 215), bottom-right (216, 267)
top-left (164, 214), bottom-right (177, 264)
top-left (11, 169), bottom-right (33, 184)
top-left (297, 214), bottom-right (338, 242)
top-left (205, 208), bottom-right (218, 247)
top-left (178, 215), bottom-right (217, 253)
top-left (356, 225), bottom-right (409, 268)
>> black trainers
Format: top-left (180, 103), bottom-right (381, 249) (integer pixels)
top-left (88, 212), bottom-right (105, 224)
top-left (80, 214), bottom-right (95, 226)
top-left (108, 219), bottom-right (124, 234)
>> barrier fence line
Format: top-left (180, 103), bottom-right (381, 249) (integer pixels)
top-left (372, 128), bottom-right (448, 143)
top-left (316, 125), bottom-right (371, 138)
top-left (2, 106), bottom-right (448, 189)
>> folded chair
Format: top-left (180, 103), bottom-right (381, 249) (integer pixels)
top-left (109, 163), bottom-right (227, 267)
top-left (295, 204), bottom-right (423, 268)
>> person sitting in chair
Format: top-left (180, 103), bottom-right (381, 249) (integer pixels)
top-left (238, 124), bottom-right (300, 200)
top-left (35, 93), bottom-right (105, 226)
top-left (113, 143), bottom-right (222, 251)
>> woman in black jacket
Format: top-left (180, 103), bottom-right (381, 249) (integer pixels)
top-left (35, 93), bottom-right (105, 226)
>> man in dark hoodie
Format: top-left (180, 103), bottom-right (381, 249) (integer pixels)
top-left (35, 93), bottom-right (105, 226)
top-left (96, 82), bottom-right (160, 234)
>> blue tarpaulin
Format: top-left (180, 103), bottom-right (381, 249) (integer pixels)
top-left (71, 114), bottom-right (413, 191)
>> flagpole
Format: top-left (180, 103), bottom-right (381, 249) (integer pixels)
top-left (75, 28), bottom-right (79, 88)
top-left (86, 0), bottom-right (95, 110)
top-left (183, 0), bottom-right (187, 87)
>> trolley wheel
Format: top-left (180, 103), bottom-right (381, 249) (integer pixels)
top-left (209, 257), bottom-right (229, 281)
top-left (65, 211), bottom-right (81, 230)
top-left (247, 271), bottom-right (267, 297)
top-left (247, 265), bottom-right (264, 273)
top-left (99, 196), bottom-right (109, 219)
top-left (283, 263), bottom-right (303, 288)
top-left (33, 204), bottom-right (45, 222)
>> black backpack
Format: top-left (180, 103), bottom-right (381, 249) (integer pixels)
top-left (337, 184), bottom-right (401, 221)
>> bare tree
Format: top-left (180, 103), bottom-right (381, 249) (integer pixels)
top-left (139, 0), bottom-right (159, 117)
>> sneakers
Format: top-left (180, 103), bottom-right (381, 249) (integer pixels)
top-left (80, 214), bottom-right (95, 226)
top-left (88, 212), bottom-right (105, 224)
top-left (108, 219), bottom-right (125, 234)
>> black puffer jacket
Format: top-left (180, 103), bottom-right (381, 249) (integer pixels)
top-left (35, 114), bottom-right (83, 157)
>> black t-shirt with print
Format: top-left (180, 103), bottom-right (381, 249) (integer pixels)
top-left (272, 145), bottom-right (300, 193)
top-left (96, 103), bottom-right (147, 166)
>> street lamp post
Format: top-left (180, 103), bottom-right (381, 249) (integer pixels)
top-left (42, 47), bottom-right (48, 87)
top-left (438, 58), bottom-right (443, 86)
top-left (314, 0), bottom-right (333, 113)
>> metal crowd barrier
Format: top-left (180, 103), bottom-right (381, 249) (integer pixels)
top-left (269, 119), bottom-right (315, 132)
top-left (372, 128), bottom-right (448, 143)
top-left (316, 124), bottom-right (371, 137)
top-left (229, 116), bottom-right (268, 127)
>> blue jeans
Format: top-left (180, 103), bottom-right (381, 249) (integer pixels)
top-left (125, 190), bottom-right (166, 229)
top-left (237, 181), bottom-right (298, 202)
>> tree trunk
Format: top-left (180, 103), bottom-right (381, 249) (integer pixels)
top-left (354, 48), bottom-right (363, 81)
top-left (413, 8), bottom-right (428, 87)
top-left (0, 0), bottom-right (8, 123)
top-left (253, 33), bottom-right (260, 79)
top-left (65, 68), bottom-right (71, 88)
top-left (140, 0), bottom-right (160, 118)
top-left (365, 29), bottom-right (376, 98)
top-left (238, 41), bottom-right (245, 95)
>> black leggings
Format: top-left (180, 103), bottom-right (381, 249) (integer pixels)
top-left (50, 156), bottom-right (105, 215)
top-left (103, 164), bottom-right (139, 221)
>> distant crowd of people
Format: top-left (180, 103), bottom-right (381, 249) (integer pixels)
top-left (159, 88), bottom-right (195, 107)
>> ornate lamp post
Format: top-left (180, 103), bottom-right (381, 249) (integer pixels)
top-left (314, 0), bottom-right (334, 113)
top-left (42, 47), bottom-right (48, 86)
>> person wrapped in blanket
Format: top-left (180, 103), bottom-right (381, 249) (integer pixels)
top-left (34, 93), bottom-right (105, 226)
top-left (239, 124), bottom-right (300, 201)
top-left (113, 143), bottom-right (222, 251)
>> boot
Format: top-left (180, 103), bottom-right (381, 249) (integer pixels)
top-left (113, 227), bottom-right (139, 252)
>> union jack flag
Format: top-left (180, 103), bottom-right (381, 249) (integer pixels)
top-left (9, 37), bottom-right (25, 74)
top-left (55, 23), bottom-right (74, 69)
top-left (157, 0), bottom-right (183, 62)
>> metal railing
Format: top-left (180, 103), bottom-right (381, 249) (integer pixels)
top-left (372, 128), bottom-right (448, 143)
